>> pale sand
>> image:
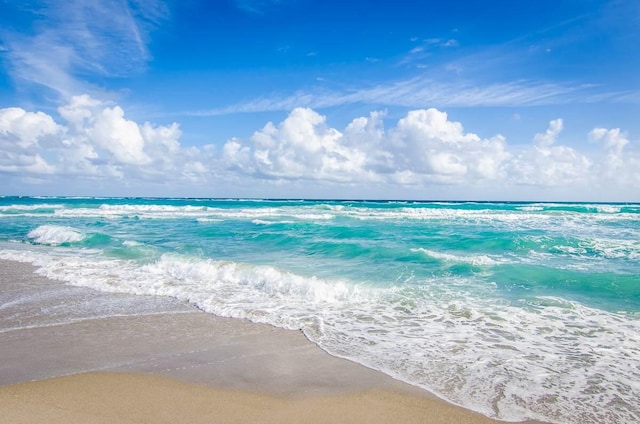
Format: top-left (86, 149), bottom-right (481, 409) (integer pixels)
top-left (0, 259), bottom-right (526, 423)
top-left (0, 372), bottom-right (501, 424)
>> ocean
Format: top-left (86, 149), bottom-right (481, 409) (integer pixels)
top-left (0, 196), bottom-right (638, 423)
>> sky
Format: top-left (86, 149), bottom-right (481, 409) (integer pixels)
top-left (0, 0), bottom-right (639, 201)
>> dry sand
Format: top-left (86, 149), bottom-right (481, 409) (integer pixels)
top-left (0, 372), bottom-right (502, 424)
top-left (0, 259), bottom-right (521, 423)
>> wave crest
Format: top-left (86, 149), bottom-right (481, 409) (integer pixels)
top-left (27, 225), bottom-right (85, 245)
top-left (412, 248), bottom-right (505, 266)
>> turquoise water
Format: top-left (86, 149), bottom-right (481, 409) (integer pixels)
top-left (1, 197), bottom-right (639, 423)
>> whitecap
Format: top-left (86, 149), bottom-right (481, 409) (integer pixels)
top-left (27, 225), bottom-right (85, 245)
top-left (412, 248), bottom-right (506, 266)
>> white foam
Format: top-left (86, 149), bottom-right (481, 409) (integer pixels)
top-left (413, 248), bottom-right (506, 266)
top-left (251, 219), bottom-right (295, 225)
top-left (546, 237), bottom-right (640, 262)
top-left (27, 225), bottom-right (85, 245)
top-left (580, 238), bottom-right (640, 260)
top-left (0, 248), bottom-right (370, 331)
top-left (594, 205), bottom-right (622, 214)
top-left (517, 205), bottom-right (544, 211)
top-left (0, 203), bottom-right (63, 211)
top-left (46, 204), bottom-right (337, 222)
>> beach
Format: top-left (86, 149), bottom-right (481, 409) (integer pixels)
top-left (1, 197), bottom-right (638, 423)
top-left (0, 259), bottom-right (508, 423)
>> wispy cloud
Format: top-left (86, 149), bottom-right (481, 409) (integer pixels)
top-left (397, 37), bottom-right (460, 68)
top-left (233, 0), bottom-right (287, 14)
top-left (187, 76), bottom-right (598, 116)
top-left (1, 0), bottom-right (168, 98)
top-left (186, 4), bottom-right (640, 118)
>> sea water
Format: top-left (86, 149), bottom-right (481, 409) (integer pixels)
top-left (0, 197), bottom-right (638, 423)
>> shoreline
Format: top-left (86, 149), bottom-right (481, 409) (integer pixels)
top-left (0, 259), bottom-right (536, 423)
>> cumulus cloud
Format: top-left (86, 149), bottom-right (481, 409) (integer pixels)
top-left (388, 109), bottom-right (510, 182)
top-left (219, 109), bottom-right (596, 191)
top-left (225, 108), bottom-right (372, 183)
top-left (0, 108), bottom-right (61, 174)
top-left (506, 119), bottom-right (592, 187)
top-left (1, 96), bottom-right (639, 200)
top-left (0, 95), bottom-right (209, 185)
top-left (533, 118), bottom-right (563, 147)
top-left (589, 127), bottom-right (640, 186)
top-left (219, 109), bottom-right (638, 198)
top-left (589, 127), bottom-right (629, 155)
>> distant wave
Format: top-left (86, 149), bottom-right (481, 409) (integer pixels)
top-left (0, 204), bottom-right (64, 211)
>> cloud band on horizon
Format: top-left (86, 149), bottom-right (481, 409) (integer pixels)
top-left (1, 95), bottom-right (638, 201)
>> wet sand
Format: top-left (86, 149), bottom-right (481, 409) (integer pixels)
top-left (0, 259), bottom-right (519, 423)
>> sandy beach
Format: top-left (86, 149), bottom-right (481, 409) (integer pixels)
top-left (0, 259), bottom-right (527, 423)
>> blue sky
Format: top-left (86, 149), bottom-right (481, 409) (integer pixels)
top-left (0, 0), bottom-right (639, 200)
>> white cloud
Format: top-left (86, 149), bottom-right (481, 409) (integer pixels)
top-left (589, 127), bottom-right (640, 186)
top-left (507, 119), bottom-right (592, 187)
top-left (0, 107), bottom-right (61, 145)
top-left (217, 109), bottom-right (638, 199)
top-left (388, 109), bottom-right (510, 182)
top-left (2, 0), bottom-right (168, 97)
top-left (1, 97), bottom-right (639, 200)
top-left (218, 108), bottom-right (520, 188)
top-left (224, 108), bottom-right (372, 183)
top-left (589, 127), bottom-right (629, 154)
top-left (533, 118), bottom-right (563, 147)
top-left (0, 107), bottom-right (61, 175)
top-left (0, 95), bottom-right (209, 185)
top-left (92, 106), bottom-right (150, 166)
